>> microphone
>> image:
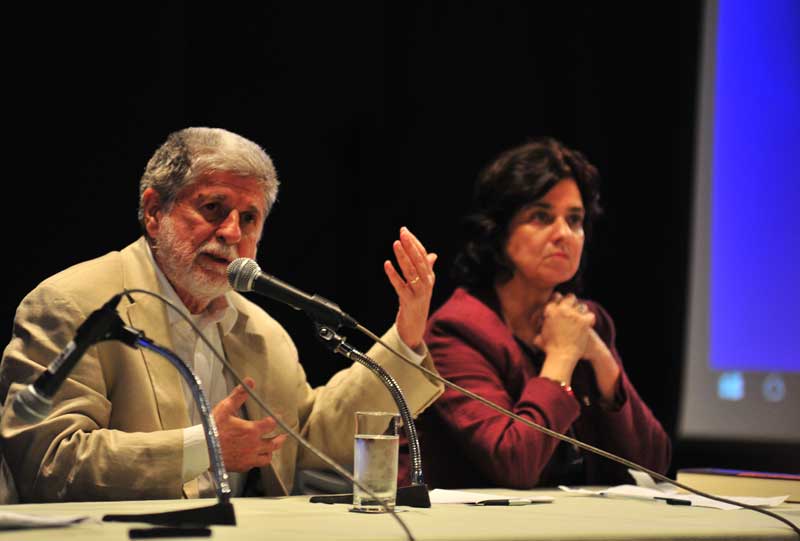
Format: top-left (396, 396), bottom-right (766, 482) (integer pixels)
top-left (12, 293), bottom-right (125, 423)
top-left (227, 258), bottom-right (359, 329)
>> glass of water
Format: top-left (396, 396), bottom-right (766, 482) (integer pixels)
top-left (351, 411), bottom-right (400, 513)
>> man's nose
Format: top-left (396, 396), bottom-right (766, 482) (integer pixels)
top-left (216, 210), bottom-right (242, 245)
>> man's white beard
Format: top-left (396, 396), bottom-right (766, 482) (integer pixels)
top-left (153, 214), bottom-right (239, 304)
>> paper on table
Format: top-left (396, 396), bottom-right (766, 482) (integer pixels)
top-left (429, 489), bottom-right (553, 505)
top-left (0, 511), bottom-right (96, 530)
top-left (627, 468), bottom-right (677, 493)
top-left (626, 468), bottom-right (789, 510)
top-left (558, 484), bottom-right (789, 510)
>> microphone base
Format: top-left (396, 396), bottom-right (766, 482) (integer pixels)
top-left (397, 483), bottom-right (431, 507)
top-left (103, 501), bottom-right (236, 527)
top-left (308, 484), bottom-right (431, 508)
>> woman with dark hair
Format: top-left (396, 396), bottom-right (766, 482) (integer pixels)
top-left (401, 137), bottom-right (670, 489)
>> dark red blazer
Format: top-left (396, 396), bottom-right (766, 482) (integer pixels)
top-left (400, 287), bottom-right (670, 489)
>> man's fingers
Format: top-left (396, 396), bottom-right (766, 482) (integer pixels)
top-left (264, 433), bottom-right (288, 451)
top-left (399, 227), bottom-right (438, 289)
top-left (399, 228), bottom-right (428, 276)
top-left (392, 239), bottom-right (417, 284)
top-left (400, 226), bottom-right (426, 252)
top-left (255, 415), bottom-right (279, 435)
top-left (402, 227), bottom-right (435, 272)
top-left (251, 434), bottom-right (288, 468)
top-left (225, 377), bottom-right (256, 412)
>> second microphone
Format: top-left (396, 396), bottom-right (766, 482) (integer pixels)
top-left (227, 258), bottom-right (359, 330)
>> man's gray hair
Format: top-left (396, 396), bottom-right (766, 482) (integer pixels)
top-left (138, 127), bottom-right (279, 228)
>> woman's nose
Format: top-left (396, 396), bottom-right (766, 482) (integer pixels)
top-left (551, 216), bottom-right (572, 238)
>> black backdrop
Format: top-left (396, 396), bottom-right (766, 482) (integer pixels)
top-left (5, 2), bottom-right (794, 474)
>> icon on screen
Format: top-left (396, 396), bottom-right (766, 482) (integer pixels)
top-left (761, 373), bottom-right (786, 403)
top-left (717, 372), bottom-right (744, 401)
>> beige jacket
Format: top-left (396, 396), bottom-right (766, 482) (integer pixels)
top-left (0, 237), bottom-right (443, 502)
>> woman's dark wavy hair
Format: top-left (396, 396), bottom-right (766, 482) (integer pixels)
top-left (452, 137), bottom-right (602, 293)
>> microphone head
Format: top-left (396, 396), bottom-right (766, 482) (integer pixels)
top-left (12, 384), bottom-right (52, 424)
top-left (227, 258), bottom-right (262, 292)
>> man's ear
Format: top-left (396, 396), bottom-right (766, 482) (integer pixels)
top-left (141, 188), bottom-right (163, 239)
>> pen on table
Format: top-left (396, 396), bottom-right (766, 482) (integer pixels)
top-left (654, 496), bottom-right (692, 506)
top-left (475, 499), bottom-right (534, 506)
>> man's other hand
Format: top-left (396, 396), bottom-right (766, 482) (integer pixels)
top-left (212, 377), bottom-right (288, 472)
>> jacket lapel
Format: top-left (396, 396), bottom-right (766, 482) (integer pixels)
top-left (119, 238), bottom-right (191, 431)
top-left (220, 312), bottom-right (264, 398)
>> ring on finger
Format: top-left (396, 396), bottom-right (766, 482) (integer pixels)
top-left (409, 276), bottom-right (421, 285)
top-left (577, 303), bottom-right (588, 313)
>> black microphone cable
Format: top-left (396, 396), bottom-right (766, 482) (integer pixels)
top-left (121, 289), bottom-right (416, 541)
top-left (353, 324), bottom-right (800, 537)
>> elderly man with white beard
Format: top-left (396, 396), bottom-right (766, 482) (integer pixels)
top-left (0, 127), bottom-right (443, 502)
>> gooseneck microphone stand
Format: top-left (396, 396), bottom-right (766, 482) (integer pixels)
top-left (14, 295), bottom-right (236, 528)
top-left (98, 321), bottom-right (236, 527)
top-left (128, 337), bottom-right (233, 507)
top-left (313, 322), bottom-right (430, 508)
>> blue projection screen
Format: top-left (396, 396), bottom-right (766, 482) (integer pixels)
top-left (679, 0), bottom-right (800, 443)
